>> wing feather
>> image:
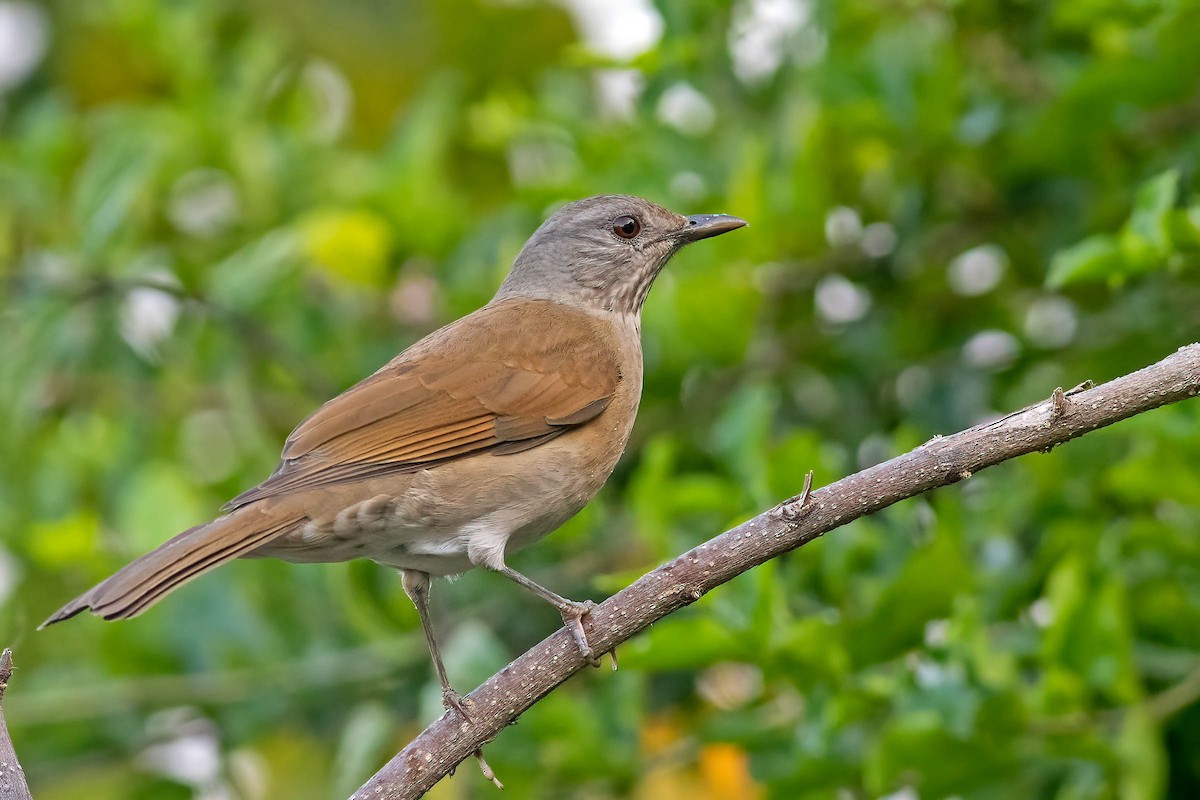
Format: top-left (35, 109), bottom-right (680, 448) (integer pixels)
top-left (225, 299), bottom-right (621, 511)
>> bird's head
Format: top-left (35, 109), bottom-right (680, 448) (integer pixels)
top-left (495, 194), bottom-right (746, 316)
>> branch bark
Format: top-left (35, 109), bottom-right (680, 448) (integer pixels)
top-left (351, 343), bottom-right (1200, 800)
top-left (0, 650), bottom-right (34, 800)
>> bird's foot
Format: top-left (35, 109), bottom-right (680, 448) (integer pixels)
top-left (442, 687), bottom-right (471, 719)
top-left (558, 599), bottom-right (604, 667)
top-left (440, 692), bottom-right (502, 787)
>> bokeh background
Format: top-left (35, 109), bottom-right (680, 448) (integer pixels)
top-left (2, 0), bottom-right (1200, 797)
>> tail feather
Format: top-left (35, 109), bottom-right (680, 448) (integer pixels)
top-left (40, 506), bottom-right (302, 628)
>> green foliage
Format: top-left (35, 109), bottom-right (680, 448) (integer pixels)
top-left (1048, 169), bottom-right (1200, 286)
top-left (1, 0), bottom-right (1199, 797)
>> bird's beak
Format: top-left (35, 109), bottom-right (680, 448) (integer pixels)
top-left (676, 213), bottom-right (748, 244)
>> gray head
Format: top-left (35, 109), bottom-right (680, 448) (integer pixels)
top-left (493, 194), bottom-right (746, 316)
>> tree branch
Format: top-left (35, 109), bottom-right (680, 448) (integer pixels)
top-left (0, 649), bottom-right (34, 800)
top-left (351, 343), bottom-right (1200, 800)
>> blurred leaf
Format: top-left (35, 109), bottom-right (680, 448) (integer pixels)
top-left (1126, 169), bottom-right (1178, 254)
top-left (849, 530), bottom-right (974, 664)
top-left (865, 712), bottom-right (1018, 797)
top-left (624, 614), bottom-right (743, 671)
top-left (1049, 169), bottom-right (1183, 286)
top-left (330, 702), bottom-right (400, 797)
top-left (28, 512), bottom-right (101, 571)
top-left (1116, 707), bottom-right (1166, 800)
top-left (115, 463), bottom-right (210, 553)
top-left (206, 229), bottom-right (301, 308)
top-left (1041, 552), bottom-right (1141, 706)
top-left (298, 207), bottom-right (394, 286)
top-left (709, 382), bottom-right (777, 506)
top-left (1047, 234), bottom-right (1123, 287)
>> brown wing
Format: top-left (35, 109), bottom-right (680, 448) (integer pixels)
top-left (224, 299), bottom-right (621, 510)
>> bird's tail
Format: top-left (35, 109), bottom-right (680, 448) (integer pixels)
top-left (40, 504), bottom-right (302, 627)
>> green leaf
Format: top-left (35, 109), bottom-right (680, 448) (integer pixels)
top-left (1126, 168), bottom-right (1178, 253)
top-left (623, 614), bottom-right (743, 670)
top-left (848, 530), bottom-right (974, 664)
top-left (1116, 707), bottom-right (1166, 800)
top-left (1047, 234), bottom-right (1123, 287)
top-left (1048, 170), bottom-right (1182, 286)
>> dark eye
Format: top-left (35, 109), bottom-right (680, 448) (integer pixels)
top-left (612, 215), bottom-right (641, 239)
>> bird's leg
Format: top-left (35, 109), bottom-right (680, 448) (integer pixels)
top-left (400, 569), bottom-right (503, 788)
top-left (498, 566), bottom-right (605, 667)
top-left (400, 569), bottom-right (467, 716)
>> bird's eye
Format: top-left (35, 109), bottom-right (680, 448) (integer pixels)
top-left (612, 215), bottom-right (641, 239)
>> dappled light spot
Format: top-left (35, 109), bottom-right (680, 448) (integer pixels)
top-left (656, 83), bottom-right (716, 136)
top-left (815, 274), bottom-right (871, 324)
top-left (962, 330), bottom-right (1019, 370)
top-left (948, 244), bottom-right (1008, 296)
top-left (1024, 296), bottom-right (1078, 349)
top-left (564, 0), bottom-right (662, 61)
top-left (0, 2), bottom-right (47, 92)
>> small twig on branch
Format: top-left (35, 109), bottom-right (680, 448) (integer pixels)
top-left (351, 343), bottom-right (1200, 800)
top-left (0, 649), bottom-right (34, 800)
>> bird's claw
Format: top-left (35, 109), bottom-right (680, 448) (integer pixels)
top-left (443, 694), bottom-right (503, 788)
top-left (442, 687), bottom-right (470, 719)
top-left (559, 599), bottom-right (603, 667)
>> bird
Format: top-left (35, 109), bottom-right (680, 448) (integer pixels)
top-left (42, 194), bottom-right (747, 714)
